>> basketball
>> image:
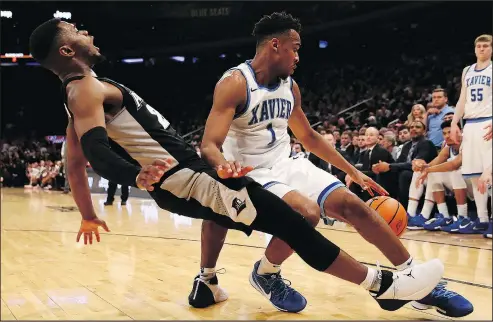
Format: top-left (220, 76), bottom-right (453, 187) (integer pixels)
top-left (366, 196), bottom-right (407, 237)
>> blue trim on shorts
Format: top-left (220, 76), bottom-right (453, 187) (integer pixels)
top-left (317, 182), bottom-right (346, 218)
top-left (464, 117), bottom-right (492, 124)
top-left (462, 172), bottom-right (483, 178)
top-left (263, 181), bottom-right (283, 190)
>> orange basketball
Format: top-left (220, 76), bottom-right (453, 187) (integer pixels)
top-left (366, 196), bottom-right (407, 237)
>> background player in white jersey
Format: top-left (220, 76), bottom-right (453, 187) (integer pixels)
top-left (414, 120), bottom-right (472, 232)
top-left (451, 34), bottom-right (492, 233)
top-left (192, 12), bottom-right (472, 317)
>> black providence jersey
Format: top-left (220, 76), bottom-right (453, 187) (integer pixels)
top-left (61, 76), bottom-right (201, 174)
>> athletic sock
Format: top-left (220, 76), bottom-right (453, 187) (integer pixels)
top-left (257, 255), bottom-right (281, 275)
top-left (361, 267), bottom-right (382, 292)
top-left (407, 200), bottom-right (419, 217)
top-left (437, 203), bottom-right (450, 218)
top-left (200, 267), bottom-right (216, 281)
top-left (395, 256), bottom-right (415, 271)
top-left (457, 204), bottom-right (468, 218)
top-left (421, 200), bottom-right (434, 219)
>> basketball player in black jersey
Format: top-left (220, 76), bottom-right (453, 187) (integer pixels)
top-left (29, 18), bottom-right (447, 314)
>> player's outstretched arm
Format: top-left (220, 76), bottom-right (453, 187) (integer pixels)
top-left (66, 119), bottom-right (98, 220)
top-left (66, 77), bottom-right (168, 191)
top-left (201, 70), bottom-right (253, 178)
top-left (427, 153), bottom-right (462, 173)
top-left (288, 80), bottom-right (387, 196)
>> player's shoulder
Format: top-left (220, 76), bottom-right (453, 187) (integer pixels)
top-left (218, 69), bottom-right (247, 86)
top-left (66, 76), bottom-right (105, 105)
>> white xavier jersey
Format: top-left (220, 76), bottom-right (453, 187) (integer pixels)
top-left (463, 62), bottom-right (493, 119)
top-left (221, 61), bottom-right (294, 169)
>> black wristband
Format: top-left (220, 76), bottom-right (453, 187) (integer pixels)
top-left (80, 126), bottom-right (141, 187)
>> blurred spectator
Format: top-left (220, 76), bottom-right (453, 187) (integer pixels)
top-left (427, 88), bottom-right (455, 149)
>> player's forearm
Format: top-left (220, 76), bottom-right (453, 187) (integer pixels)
top-left (452, 99), bottom-right (465, 125)
top-left (67, 161), bottom-right (98, 220)
top-left (80, 127), bottom-right (141, 187)
top-left (200, 142), bottom-right (228, 168)
top-left (302, 131), bottom-right (358, 176)
top-left (428, 153), bottom-right (448, 168)
top-left (427, 159), bottom-right (461, 173)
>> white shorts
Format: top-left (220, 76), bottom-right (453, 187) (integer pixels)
top-left (461, 117), bottom-right (492, 178)
top-left (428, 170), bottom-right (475, 199)
top-left (247, 153), bottom-right (345, 217)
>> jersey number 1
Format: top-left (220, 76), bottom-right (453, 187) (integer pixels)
top-left (266, 123), bottom-right (276, 146)
top-left (471, 88), bottom-right (483, 102)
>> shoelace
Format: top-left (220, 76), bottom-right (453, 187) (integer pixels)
top-left (264, 272), bottom-right (295, 301)
top-left (429, 280), bottom-right (457, 300)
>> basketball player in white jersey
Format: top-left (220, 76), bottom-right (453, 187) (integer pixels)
top-left (193, 12), bottom-right (472, 317)
top-left (451, 34), bottom-right (492, 233)
top-left (414, 120), bottom-right (472, 233)
top-left (29, 18), bottom-right (451, 317)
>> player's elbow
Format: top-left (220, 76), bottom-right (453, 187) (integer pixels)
top-left (297, 129), bottom-right (319, 151)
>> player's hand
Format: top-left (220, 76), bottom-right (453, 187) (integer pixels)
top-left (477, 171), bottom-right (492, 194)
top-left (216, 161), bottom-right (254, 179)
top-left (417, 168), bottom-right (429, 187)
top-left (450, 123), bottom-right (462, 144)
top-left (412, 159), bottom-right (427, 172)
top-left (136, 159), bottom-right (173, 191)
top-left (347, 170), bottom-right (389, 197)
top-left (483, 123), bottom-right (492, 141)
top-left (76, 217), bottom-right (110, 245)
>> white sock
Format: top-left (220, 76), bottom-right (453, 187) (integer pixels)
top-left (395, 256), bottom-right (415, 271)
top-left (407, 200), bottom-right (419, 217)
top-left (457, 204), bottom-right (468, 218)
top-left (472, 181), bottom-right (490, 222)
top-left (257, 255), bottom-right (281, 275)
top-left (437, 203), bottom-right (450, 218)
top-left (421, 200), bottom-right (434, 219)
top-left (360, 267), bottom-right (381, 292)
top-left (200, 267), bottom-right (216, 281)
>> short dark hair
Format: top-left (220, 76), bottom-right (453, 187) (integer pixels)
top-left (29, 18), bottom-right (62, 64)
top-left (432, 88), bottom-right (448, 98)
top-left (398, 125), bottom-right (409, 133)
top-left (441, 119), bottom-right (461, 130)
top-left (252, 12), bottom-right (301, 45)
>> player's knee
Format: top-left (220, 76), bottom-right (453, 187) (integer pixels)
top-left (293, 201), bottom-right (320, 227)
top-left (324, 189), bottom-right (370, 221)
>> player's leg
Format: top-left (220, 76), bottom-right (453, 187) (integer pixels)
top-left (442, 170), bottom-right (470, 233)
top-left (407, 172), bottom-right (435, 229)
top-left (459, 120), bottom-right (491, 233)
top-left (152, 167), bottom-right (445, 312)
top-left (282, 158), bottom-right (467, 313)
top-left (423, 173), bottom-right (453, 231)
top-left (245, 183), bottom-right (445, 311)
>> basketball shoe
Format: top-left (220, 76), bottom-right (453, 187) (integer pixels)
top-left (458, 218), bottom-right (489, 234)
top-left (249, 261), bottom-right (307, 313)
top-left (407, 214), bottom-right (427, 230)
top-left (423, 213), bottom-right (453, 231)
top-left (411, 281), bottom-right (474, 317)
top-left (370, 259), bottom-right (444, 311)
top-left (440, 215), bottom-right (466, 233)
top-left (483, 220), bottom-right (492, 239)
top-left (188, 271), bottom-right (228, 308)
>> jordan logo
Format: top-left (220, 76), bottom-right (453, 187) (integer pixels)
top-left (232, 198), bottom-right (246, 215)
top-left (404, 270), bottom-right (415, 279)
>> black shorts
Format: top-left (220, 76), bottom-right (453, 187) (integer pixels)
top-left (148, 160), bottom-right (260, 235)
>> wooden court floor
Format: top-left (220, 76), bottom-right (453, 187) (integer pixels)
top-left (1, 188), bottom-right (492, 320)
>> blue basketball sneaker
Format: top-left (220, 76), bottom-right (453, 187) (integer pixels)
top-left (411, 281), bottom-right (474, 317)
top-left (407, 214), bottom-right (427, 230)
top-left (249, 261), bottom-right (307, 313)
top-left (423, 213), bottom-right (453, 231)
top-left (458, 218), bottom-right (489, 234)
top-left (483, 220), bottom-right (492, 239)
top-left (442, 216), bottom-right (468, 233)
